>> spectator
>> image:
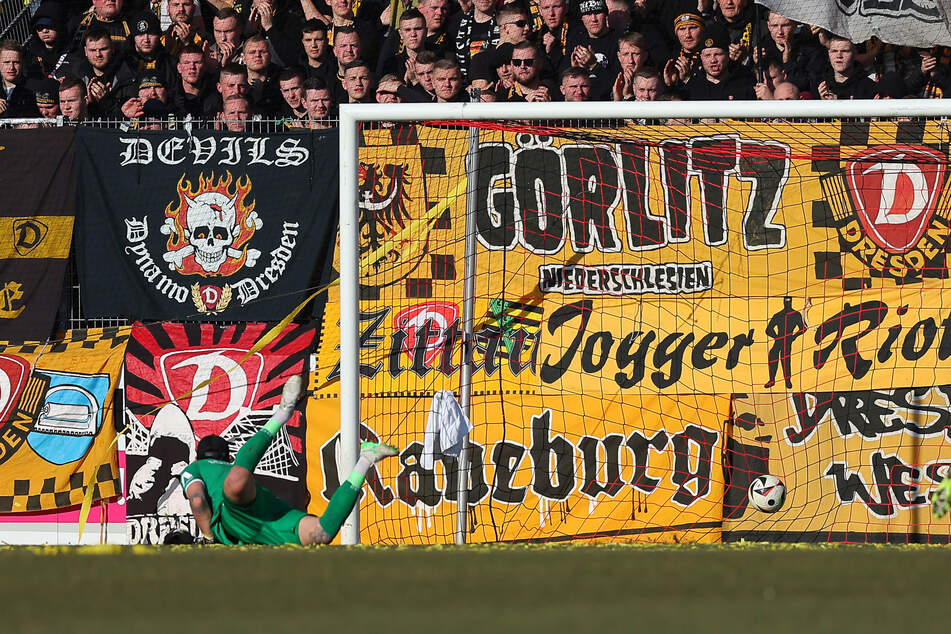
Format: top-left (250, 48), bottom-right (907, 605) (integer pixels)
top-left (68, 0), bottom-right (135, 58)
top-left (537, 0), bottom-right (570, 71)
top-left (432, 58), bottom-right (466, 102)
top-left (34, 78), bottom-right (61, 118)
top-left (342, 58), bottom-right (375, 103)
top-left (375, 73), bottom-right (403, 103)
top-left (417, 0), bottom-right (453, 56)
top-left (218, 93), bottom-right (252, 131)
top-left (612, 32), bottom-right (650, 100)
top-left (469, 4), bottom-right (533, 87)
top-left (208, 8), bottom-right (244, 68)
top-left (120, 71), bottom-right (181, 119)
top-left (161, 0), bottom-right (207, 59)
top-left (566, 0), bottom-right (619, 100)
top-left (243, 35), bottom-right (284, 115)
top-left (633, 66), bottom-right (664, 101)
top-left (301, 76), bottom-right (335, 128)
top-left (278, 67), bottom-right (308, 120)
top-left (756, 10), bottom-right (821, 93)
top-left (173, 43), bottom-right (213, 118)
top-left (330, 25), bottom-right (362, 103)
top-left (206, 62), bottom-right (250, 119)
top-left (24, 2), bottom-right (69, 81)
top-left (128, 12), bottom-right (178, 90)
top-left (606, 0), bottom-right (631, 34)
top-left (772, 80), bottom-right (799, 100)
top-left (503, 42), bottom-right (552, 101)
top-left (300, 20), bottom-right (333, 82)
top-left (0, 40), bottom-right (40, 118)
top-left (876, 71), bottom-right (908, 99)
top-left (713, 0), bottom-right (754, 68)
top-left (455, 0), bottom-right (500, 80)
top-left (685, 23), bottom-right (756, 100)
top-left (325, 0), bottom-right (384, 65)
top-left (376, 9), bottom-right (428, 82)
top-left (58, 77), bottom-right (89, 122)
top-left (58, 27), bottom-right (137, 117)
top-left (560, 66), bottom-right (591, 101)
top-left (817, 35), bottom-right (878, 100)
top-left (663, 12), bottom-right (703, 88)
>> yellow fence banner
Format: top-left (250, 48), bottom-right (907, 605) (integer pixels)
top-left (307, 391), bottom-right (729, 544)
top-left (0, 329), bottom-right (128, 512)
top-left (723, 391), bottom-right (948, 542)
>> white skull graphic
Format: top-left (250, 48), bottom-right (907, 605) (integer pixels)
top-left (184, 192), bottom-right (238, 273)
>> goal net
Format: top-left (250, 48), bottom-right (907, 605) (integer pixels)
top-left (316, 100), bottom-right (951, 545)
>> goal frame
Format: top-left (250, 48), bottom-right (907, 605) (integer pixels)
top-left (337, 98), bottom-right (951, 545)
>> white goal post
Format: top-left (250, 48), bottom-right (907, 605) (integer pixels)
top-left (337, 99), bottom-right (951, 546)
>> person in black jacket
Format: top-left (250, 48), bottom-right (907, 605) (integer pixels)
top-left (0, 40), bottom-right (40, 118)
top-left (817, 35), bottom-right (878, 100)
top-left (24, 2), bottom-right (71, 81)
top-left (684, 22), bottom-right (755, 101)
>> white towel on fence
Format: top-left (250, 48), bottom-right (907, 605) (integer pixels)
top-left (421, 390), bottom-right (473, 470)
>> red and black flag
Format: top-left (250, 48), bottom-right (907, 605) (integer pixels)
top-left (0, 129), bottom-right (75, 341)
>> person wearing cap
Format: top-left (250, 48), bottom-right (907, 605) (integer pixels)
top-left (816, 35), bottom-right (878, 100)
top-left (453, 0), bottom-right (500, 81)
top-left (33, 78), bottom-right (61, 118)
top-left (685, 23), bottom-right (756, 101)
top-left (663, 12), bottom-right (703, 88)
top-left (120, 70), bottom-right (180, 119)
top-left (128, 12), bottom-right (177, 91)
top-left (24, 2), bottom-right (70, 81)
top-left (565, 0), bottom-right (619, 100)
top-left (0, 40), bottom-right (40, 118)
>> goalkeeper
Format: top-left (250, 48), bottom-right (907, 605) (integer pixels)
top-left (180, 376), bottom-right (398, 545)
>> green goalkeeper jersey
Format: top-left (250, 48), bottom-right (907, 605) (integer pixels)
top-left (179, 458), bottom-right (307, 545)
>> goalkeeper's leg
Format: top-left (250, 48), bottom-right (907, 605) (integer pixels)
top-left (223, 375), bottom-right (304, 505)
top-left (298, 440), bottom-right (399, 545)
top-left (932, 474), bottom-right (951, 519)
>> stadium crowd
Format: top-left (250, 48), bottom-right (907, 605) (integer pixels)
top-left (0, 0), bottom-right (947, 127)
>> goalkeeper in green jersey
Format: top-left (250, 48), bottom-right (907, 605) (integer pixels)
top-left (933, 476), bottom-right (951, 520)
top-left (179, 376), bottom-right (398, 545)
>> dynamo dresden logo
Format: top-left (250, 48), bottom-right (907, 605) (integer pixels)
top-left (821, 144), bottom-right (951, 283)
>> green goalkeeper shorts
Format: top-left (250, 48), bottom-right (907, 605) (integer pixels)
top-left (215, 486), bottom-right (309, 546)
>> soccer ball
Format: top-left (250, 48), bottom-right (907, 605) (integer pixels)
top-left (748, 474), bottom-right (786, 513)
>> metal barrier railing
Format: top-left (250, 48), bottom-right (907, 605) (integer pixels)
top-left (0, 0), bottom-right (37, 42)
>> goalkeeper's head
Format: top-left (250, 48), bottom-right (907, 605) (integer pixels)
top-left (196, 434), bottom-right (231, 462)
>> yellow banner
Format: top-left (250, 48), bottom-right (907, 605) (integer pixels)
top-left (0, 330), bottom-right (127, 512)
top-left (0, 217), bottom-right (74, 259)
top-left (306, 392), bottom-right (729, 543)
top-left (723, 391), bottom-right (949, 541)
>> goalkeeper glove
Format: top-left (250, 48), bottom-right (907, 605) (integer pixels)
top-left (196, 533), bottom-right (217, 545)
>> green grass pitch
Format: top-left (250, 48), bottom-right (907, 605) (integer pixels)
top-left (1, 543), bottom-right (947, 633)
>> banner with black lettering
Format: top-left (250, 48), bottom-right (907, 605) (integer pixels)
top-left (0, 129), bottom-right (75, 341)
top-left (0, 329), bottom-right (127, 513)
top-left (123, 321), bottom-right (315, 544)
top-left (74, 127), bottom-right (337, 322)
top-left (723, 390), bottom-right (951, 543)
